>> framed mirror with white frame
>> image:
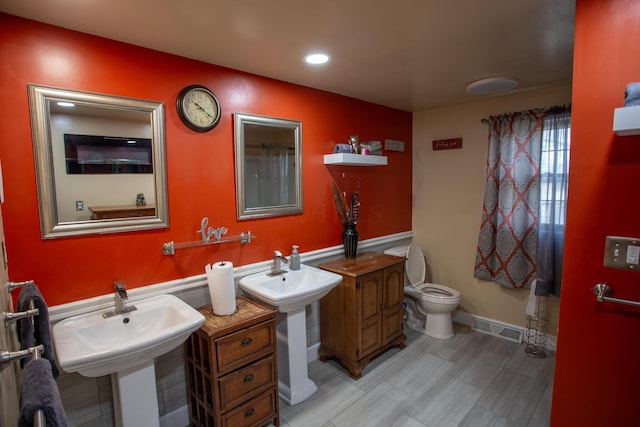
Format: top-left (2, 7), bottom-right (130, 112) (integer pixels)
top-left (28, 84), bottom-right (169, 239)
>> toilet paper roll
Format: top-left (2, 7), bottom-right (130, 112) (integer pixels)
top-left (205, 261), bottom-right (236, 315)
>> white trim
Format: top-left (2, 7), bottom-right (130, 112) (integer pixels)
top-left (307, 342), bottom-right (321, 363)
top-left (159, 405), bottom-right (188, 427)
top-left (49, 231), bottom-right (414, 322)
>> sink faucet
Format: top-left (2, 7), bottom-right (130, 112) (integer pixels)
top-left (270, 250), bottom-right (289, 276)
top-left (104, 281), bottom-right (137, 318)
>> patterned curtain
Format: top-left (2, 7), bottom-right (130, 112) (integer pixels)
top-left (474, 110), bottom-right (545, 288)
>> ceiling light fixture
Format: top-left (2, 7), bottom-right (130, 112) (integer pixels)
top-left (304, 53), bottom-right (329, 65)
top-left (466, 76), bottom-right (519, 95)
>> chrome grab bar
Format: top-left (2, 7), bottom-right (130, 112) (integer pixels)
top-left (593, 283), bottom-right (640, 308)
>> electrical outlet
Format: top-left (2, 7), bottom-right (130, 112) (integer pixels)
top-left (604, 236), bottom-right (640, 272)
top-left (75, 200), bottom-right (84, 211)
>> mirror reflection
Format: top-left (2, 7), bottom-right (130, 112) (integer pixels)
top-left (234, 113), bottom-right (302, 220)
top-left (29, 84), bottom-right (169, 238)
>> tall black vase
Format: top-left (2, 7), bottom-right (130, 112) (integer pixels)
top-left (342, 223), bottom-right (358, 259)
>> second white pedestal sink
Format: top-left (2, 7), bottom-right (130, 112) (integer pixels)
top-left (239, 264), bottom-right (342, 405)
top-left (53, 294), bottom-right (205, 427)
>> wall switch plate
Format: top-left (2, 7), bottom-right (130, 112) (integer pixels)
top-left (604, 236), bottom-right (640, 272)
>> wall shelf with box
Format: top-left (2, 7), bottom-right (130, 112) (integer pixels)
top-left (613, 106), bottom-right (640, 135)
top-left (323, 153), bottom-right (388, 166)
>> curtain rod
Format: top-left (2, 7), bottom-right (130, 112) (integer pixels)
top-left (481, 104), bottom-right (571, 124)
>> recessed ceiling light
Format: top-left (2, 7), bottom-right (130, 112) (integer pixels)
top-left (466, 77), bottom-right (519, 94)
top-left (304, 53), bottom-right (329, 65)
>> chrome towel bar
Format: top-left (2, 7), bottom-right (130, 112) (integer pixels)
top-left (0, 345), bottom-right (44, 371)
top-left (6, 279), bottom-right (35, 292)
top-left (593, 283), bottom-right (640, 308)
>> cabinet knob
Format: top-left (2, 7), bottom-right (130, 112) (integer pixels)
top-left (241, 337), bottom-right (253, 347)
top-left (245, 408), bottom-right (255, 418)
top-left (244, 373), bottom-right (254, 383)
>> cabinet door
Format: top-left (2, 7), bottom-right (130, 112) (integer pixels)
top-left (381, 263), bottom-right (404, 345)
top-left (357, 270), bottom-right (382, 358)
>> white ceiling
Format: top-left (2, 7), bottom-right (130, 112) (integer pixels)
top-left (0, 0), bottom-right (575, 112)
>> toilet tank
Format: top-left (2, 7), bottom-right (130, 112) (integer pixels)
top-left (383, 245), bottom-right (409, 258)
top-left (384, 245), bottom-right (410, 285)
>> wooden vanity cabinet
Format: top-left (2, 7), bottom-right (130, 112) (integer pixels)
top-left (318, 252), bottom-right (407, 379)
top-left (185, 296), bottom-right (279, 427)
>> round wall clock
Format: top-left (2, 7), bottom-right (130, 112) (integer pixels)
top-left (176, 85), bottom-right (221, 132)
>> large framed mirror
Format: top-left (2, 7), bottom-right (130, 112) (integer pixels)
top-left (234, 113), bottom-right (302, 220)
top-left (28, 84), bottom-right (169, 239)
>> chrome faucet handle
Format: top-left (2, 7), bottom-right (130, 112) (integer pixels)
top-left (270, 250), bottom-right (289, 276)
top-left (274, 251), bottom-right (289, 264)
top-left (104, 281), bottom-right (136, 318)
top-left (114, 281), bottom-right (127, 296)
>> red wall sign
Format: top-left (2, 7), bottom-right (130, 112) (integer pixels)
top-left (432, 138), bottom-right (462, 150)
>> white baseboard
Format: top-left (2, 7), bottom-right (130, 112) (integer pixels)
top-left (307, 342), bottom-right (320, 363)
top-left (160, 405), bottom-right (188, 427)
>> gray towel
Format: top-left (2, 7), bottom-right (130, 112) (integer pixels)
top-left (17, 283), bottom-right (59, 378)
top-left (624, 82), bottom-right (640, 106)
top-left (19, 358), bottom-right (68, 427)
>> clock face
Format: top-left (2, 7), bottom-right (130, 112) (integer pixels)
top-left (177, 85), bottom-right (221, 132)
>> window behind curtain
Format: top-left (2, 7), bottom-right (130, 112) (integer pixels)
top-left (539, 122), bottom-right (570, 225)
top-left (535, 108), bottom-right (571, 297)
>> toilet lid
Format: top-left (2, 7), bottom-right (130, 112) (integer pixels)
top-left (406, 243), bottom-right (426, 287)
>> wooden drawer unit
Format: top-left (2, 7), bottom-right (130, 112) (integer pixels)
top-left (318, 252), bottom-right (407, 379)
top-left (186, 296), bottom-right (279, 427)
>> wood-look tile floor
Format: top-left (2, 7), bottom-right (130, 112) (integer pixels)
top-left (277, 324), bottom-right (554, 427)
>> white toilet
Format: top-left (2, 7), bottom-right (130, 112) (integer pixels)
top-left (384, 243), bottom-right (461, 340)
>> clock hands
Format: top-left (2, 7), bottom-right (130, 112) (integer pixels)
top-left (193, 102), bottom-right (214, 119)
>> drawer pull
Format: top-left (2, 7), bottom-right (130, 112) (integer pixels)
top-left (245, 408), bottom-right (255, 418)
top-left (244, 373), bottom-right (254, 383)
top-left (241, 337), bottom-right (253, 347)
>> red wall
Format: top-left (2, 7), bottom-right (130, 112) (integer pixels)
top-left (552, 0), bottom-right (640, 424)
top-left (0, 14), bottom-right (412, 306)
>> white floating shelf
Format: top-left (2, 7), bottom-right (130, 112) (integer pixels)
top-left (323, 153), bottom-right (388, 166)
top-left (613, 106), bottom-right (640, 136)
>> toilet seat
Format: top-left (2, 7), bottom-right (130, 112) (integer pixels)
top-left (406, 244), bottom-right (460, 301)
top-left (414, 283), bottom-right (461, 301)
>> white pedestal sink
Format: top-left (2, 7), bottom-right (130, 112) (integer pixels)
top-left (52, 294), bottom-right (205, 427)
top-left (239, 264), bottom-right (342, 405)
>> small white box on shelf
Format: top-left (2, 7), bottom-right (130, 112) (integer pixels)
top-left (613, 106), bottom-right (640, 136)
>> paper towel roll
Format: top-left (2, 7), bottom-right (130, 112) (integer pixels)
top-left (205, 261), bottom-right (236, 315)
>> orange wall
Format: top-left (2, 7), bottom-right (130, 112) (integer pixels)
top-left (0, 14), bottom-right (412, 306)
top-left (552, 0), bottom-right (640, 424)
